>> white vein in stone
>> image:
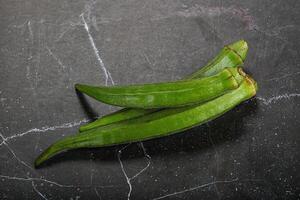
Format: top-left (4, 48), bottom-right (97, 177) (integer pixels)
top-left (131, 142), bottom-right (151, 180)
top-left (256, 93), bottom-right (300, 105)
top-left (32, 181), bottom-right (48, 200)
top-left (266, 71), bottom-right (300, 82)
top-left (142, 52), bottom-right (153, 67)
top-left (153, 178), bottom-right (263, 200)
top-left (0, 174), bottom-right (77, 188)
top-left (56, 26), bottom-right (74, 41)
top-left (150, 5), bottom-right (257, 30)
top-left (0, 134), bottom-right (33, 170)
top-left (152, 179), bottom-right (239, 200)
top-left (0, 119), bottom-right (89, 146)
top-left (0, 174), bottom-right (115, 191)
top-left (118, 143), bottom-right (151, 200)
top-left (94, 188), bottom-right (102, 200)
top-left (117, 144), bottom-right (132, 200)
top-left (208, 130), bottom-right (221, 198)
top-left (81, 14), bottom-right (114, 86)
top-left (46, 46), bottom-right (66, 70)
top-left (27, 21), bottom-right (34, 43)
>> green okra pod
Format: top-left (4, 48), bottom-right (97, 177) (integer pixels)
top-left (185, 39), bottom-right (248, 79)
top-left (75, 68), bottom-right (240, 109)
top-left (81, 108), bottom-right (157, 130)
top-left (79, 40), bottom-right (248, 132)
top-left (35, 73), bottom-right (257, 167)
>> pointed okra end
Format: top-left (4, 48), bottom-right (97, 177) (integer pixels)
top-left (34, 148), bottom-right (50, 168)
top-left (34, 156), bottom-right (44, 168)
top-left (74, 83), bottom-right (100, 100)
top-left (227, 40), bottom-right (248, 61)
top-left (34, 139), bottom-right (68, 168)
top-left (75, 83), bottom-right (85, 92)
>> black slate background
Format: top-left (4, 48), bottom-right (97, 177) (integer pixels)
top-left (0, 0), bottom-right (299, 199)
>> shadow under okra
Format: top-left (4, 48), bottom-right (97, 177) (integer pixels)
top-left (76, 89), bottom-right (99, 121)
top-left (36, 98), bottom-right (258, 168)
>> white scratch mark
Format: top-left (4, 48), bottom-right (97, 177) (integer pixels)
top-left (46, 46), bottom-right (66, 70)
top-left (32, 181), bottom-right (48, 200)
top-left (117, 144), bottom-right (132, 200)
top-left (0, 174), bottom-right (77, 188)
top-left (256, 93), bottom-right (300, 105)
top-left (256, 24), bottom-right (300, 39)
top-left (34, 137), bottom-right (40, 152)
top-left (131, 142), bottom-right (151, 180)
top-left (90, 169), bottom-right (94, 185)
top-left (266, 71), bottom-right (300, 82)
top-left (94, 188), bottom-right (102, 200)
top-left (152, 178), bottom-right (263, 199)
top-left (0, 119), bottom-right (89, 146)
top-left (11, 21), bottom-right (27, 29)
top-left (56, 26), bottom-right (74, 42)
top-left (0, 98), bottom-right (7, 107)
top-left (27, 21), bottom-right (34, 43)
top-left (26, 65), bottom-right (31, 80)
top-left (0, 174), bottom-right (115, 190)
top-left (142, 52), bottom-right (153, 67)
top-left (207, 129), bottom-right (221, 199)
top-left (152, 179), bottom-right (239, 200)
top-left (84, 0), bottom-right (93, 22)
top-left (118, 143), bottom-right (151, 200)
top-left (176, 6), bottom-right (257, 30)
top-left (95, 185), bottom-right (116, 189)
top-left (81, 14), bottom-right (114, 86)
top-left (0, 133), bottom-right (33, 170)
top-left (33, 19), bottom-right (42, 89)
top-left (92, 16), bottom-right (100, 31)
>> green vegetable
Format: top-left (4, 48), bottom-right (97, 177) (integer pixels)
top-left (185, 39), bottom-right (248, 79)
top-left (75, 68), bottom-right (241, 109)
top-left (80, 108), bottom-right (158, 131)
top-left (35, 74), bottom-right (257, 167)
top-left (79, 40), bottom-right (248, 132)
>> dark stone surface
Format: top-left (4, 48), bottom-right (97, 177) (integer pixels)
top-left (0, 0), bottom-right (299, 199)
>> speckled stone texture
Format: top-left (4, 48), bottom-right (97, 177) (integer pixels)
top-left (0, 0), bottom-right (299, 199)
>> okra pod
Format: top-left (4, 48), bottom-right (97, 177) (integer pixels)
top-left (79, 40), bottom-right (248, 132)
top-left (185, 39), bottom-right (248, 79)
top-left (75, 68), bottom-right (240, 109)
top-left (35, 73), bottom-right (257, 167)
top-left (81, 108), bottom-right (157, 130)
